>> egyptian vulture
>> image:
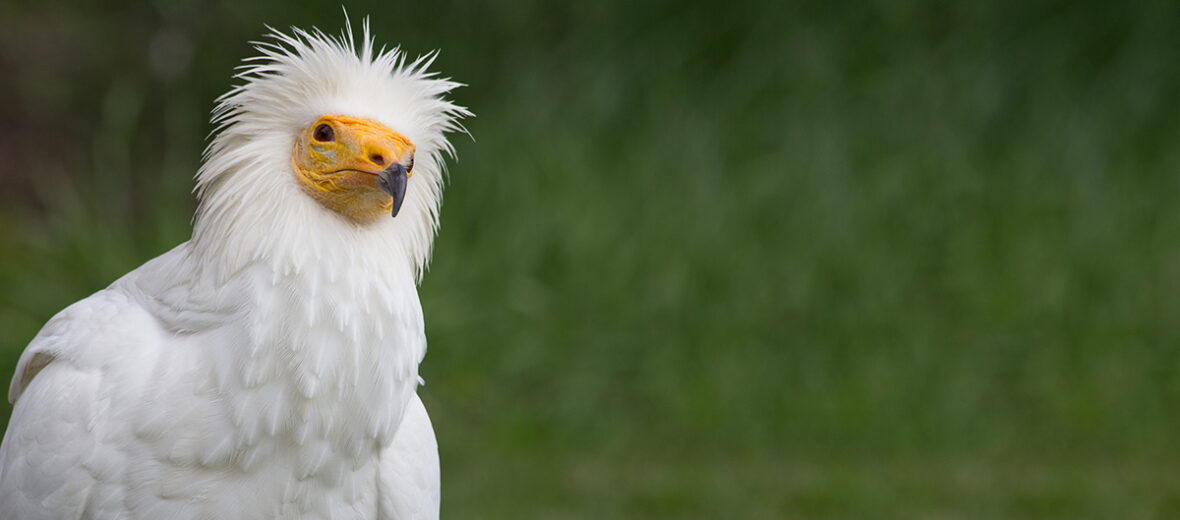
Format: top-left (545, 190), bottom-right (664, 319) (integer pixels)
top-left (0, 22), bottom-right (469, 519)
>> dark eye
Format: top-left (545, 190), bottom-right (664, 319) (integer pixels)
top-left (313, 123), bottom-right (334, 142)
top-left (405, 154), bottom-right (414, 173)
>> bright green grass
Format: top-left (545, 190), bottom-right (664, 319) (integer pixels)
top-left (2, 1), bottom-right (1178, 517)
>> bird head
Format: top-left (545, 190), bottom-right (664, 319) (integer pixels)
top-left (190, 20), bottom-right (470, 281)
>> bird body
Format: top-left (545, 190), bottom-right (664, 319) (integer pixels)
top-left (0, 22), bottom-right (467, 519)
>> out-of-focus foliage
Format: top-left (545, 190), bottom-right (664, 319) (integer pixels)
top-left (1, 0), bottom-right (1178, 517)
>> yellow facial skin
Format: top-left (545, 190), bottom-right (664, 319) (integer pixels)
top-left (291, 116), bottom-right (415, 223)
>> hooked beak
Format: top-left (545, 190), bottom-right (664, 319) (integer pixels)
top-left (377, 162), bottom-right (409, 218)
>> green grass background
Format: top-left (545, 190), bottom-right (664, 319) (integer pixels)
top-left (2, 0), bottom-right (1179, 517)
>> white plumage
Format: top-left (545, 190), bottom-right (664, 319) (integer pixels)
top-left (0, 21), bottom-right (469, 519)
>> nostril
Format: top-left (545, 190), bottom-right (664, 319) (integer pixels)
top-left (369, 153), bottom-right (386, 166)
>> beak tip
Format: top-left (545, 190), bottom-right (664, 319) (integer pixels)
top-left (379, 163), bottom-right (409, 218)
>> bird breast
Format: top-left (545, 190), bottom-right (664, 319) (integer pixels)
top-left (123, 250), bottom-right (426, 515)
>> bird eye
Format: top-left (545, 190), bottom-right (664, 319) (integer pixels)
top-left (405, 154), bottom-right (414, 173)
top-left (313, 123), bottom-right (335, 142)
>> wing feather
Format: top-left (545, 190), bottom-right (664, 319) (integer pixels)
top-left (0, 247), bottom-right (187, 518)
top-left (378, 393), bottom-right (440, 520)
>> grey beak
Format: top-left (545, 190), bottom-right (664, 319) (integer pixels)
top-left (377, 163), bottom-right (408, 218)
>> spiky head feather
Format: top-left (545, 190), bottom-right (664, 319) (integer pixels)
top-left (191, 21), bottom-right (470, 282)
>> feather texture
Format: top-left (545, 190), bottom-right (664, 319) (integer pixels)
top-left (0, 20), bottom-right (465, 519)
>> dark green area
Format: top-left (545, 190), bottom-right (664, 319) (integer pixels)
top-left (2, 0), bottom-right (1178, 517)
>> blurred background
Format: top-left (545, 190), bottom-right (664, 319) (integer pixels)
top-left (1, 0), bottom-right (1178, 517)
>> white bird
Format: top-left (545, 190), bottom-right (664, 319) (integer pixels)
top-left (0, 21), bottom-right (469, 519)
